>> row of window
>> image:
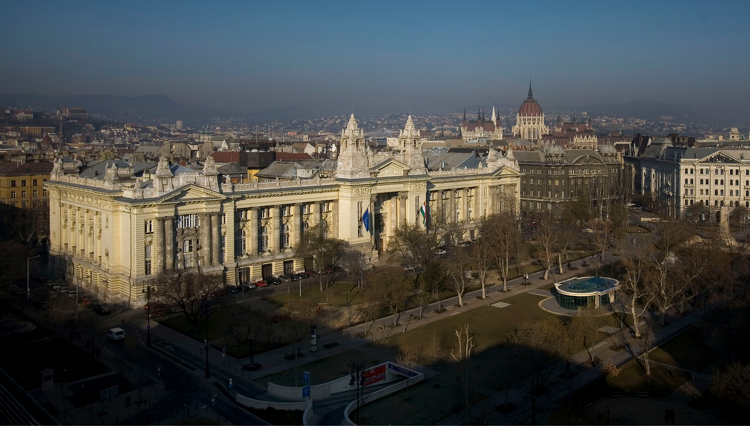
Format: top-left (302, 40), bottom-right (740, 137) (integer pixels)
top-left (688, 168), bottom-right (750, 175)
top-left (693, 189), bottom-right (750, 197)
top-left (9, 189), bottom-right (46, 198)
top-left (687, 199), bottom-right (750, 208)
top-left (8, 178), bottom-right (46, 188)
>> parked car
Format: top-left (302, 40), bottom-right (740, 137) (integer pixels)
top-left (266, 277), bottom-right (282, 286)
top-left (435, 248), bottom-right (447, 256)
top-left (278, 274), bottom-right (293, 282)
top-left (242, 363), bottom-right (262, 371)
top-left (225, 285), bottom-right (239, 294)
top-left (255, 280), bottom-right (268, 287)
top-left (298, 272), bottom-right (311, 279)
top-left (240, 282), bottom-right (257, 291)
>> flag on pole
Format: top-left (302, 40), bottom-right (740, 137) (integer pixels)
top-left (362, 208), bottom-right (370, 233)
top-left (420, 201), bottom-right (427, 224)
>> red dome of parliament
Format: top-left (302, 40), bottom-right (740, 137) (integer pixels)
top-left (518, 83), bottom-right (543, 116)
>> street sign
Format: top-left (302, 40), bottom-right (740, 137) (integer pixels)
top-left (303, 371), bottom-right (309, 384)
top-left (302, 385), bottom-right (310, 399)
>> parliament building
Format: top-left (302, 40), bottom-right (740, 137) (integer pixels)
top-left (46, 115), bottom-right (521, 306)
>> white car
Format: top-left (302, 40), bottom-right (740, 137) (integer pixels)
top-left (107, 328), bottom-right (125, 341)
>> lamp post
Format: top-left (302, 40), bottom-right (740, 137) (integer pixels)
top-left (349, 361), bottom-right (366, 425)
top-left (26, 255), bottom-right (40, 301)
top-left (200, 301), bottom-right (212, 379)
top-left (142, 286), bottom-right (151, 347)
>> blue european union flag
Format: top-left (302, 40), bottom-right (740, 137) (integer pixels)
top-left (362, 208), bottom-right (370, 233)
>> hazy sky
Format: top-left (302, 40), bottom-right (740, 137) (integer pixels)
top-left (2, 0), bottom-right (749, 120)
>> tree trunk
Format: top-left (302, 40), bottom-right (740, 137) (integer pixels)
top-left (558, 254), bottom-right (564, 274)
top-left (543, 267), bottom-right (549, 281)
top-left (659, 309), bottom-right (666, 326)
top-left (630, 304), bottom-right (641, 338)
top-left (481, 281), bottom-right (486, 300)
top-left (457, 291), bottom-right (463, 307)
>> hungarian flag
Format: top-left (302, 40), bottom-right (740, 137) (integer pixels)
top-left (420, 201), bottom-right (427, 224)
top-left (362, 208), bottom-right (370, 233)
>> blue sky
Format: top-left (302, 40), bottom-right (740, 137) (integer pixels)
top-left (2, 0), bottom-right (749, 120)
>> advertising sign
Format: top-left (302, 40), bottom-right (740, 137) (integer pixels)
top-left (363, 365), bottom-right (386, 386)
top-left (303, 371), bottom-right (309, 384)
top-left (386, 362), bottom-right (419, 378)
top-left (302, 385), bottom-right (310, 399)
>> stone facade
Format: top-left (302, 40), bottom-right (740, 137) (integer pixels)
top-left (515, 143), bottom-right (621, 217)
top-left (46, 115), bottom-right (521, 306)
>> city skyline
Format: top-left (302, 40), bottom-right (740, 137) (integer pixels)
top-left (2, 0), bottom-right (749, 122)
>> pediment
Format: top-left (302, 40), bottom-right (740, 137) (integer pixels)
top-left (371, 158), bottom-right (411, 177)
top-left (489, 165), bottom-right (521, 178)
top-left (159, 184), bottom-right (226, 203)
top-left (570, 155), bottom-right (604, 165)
top-left (696, 152), bottom-right (743, 164)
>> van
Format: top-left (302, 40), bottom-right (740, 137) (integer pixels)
top-left (107, 328), bottom-right (125, 341)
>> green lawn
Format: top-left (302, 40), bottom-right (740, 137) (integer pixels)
top-left (350, 380), bottom-right (485, 425)
top-left (369, 293), bottom-right (556, 391)
top-left (650, 326), bottom-right (718, 372)
top-left (265, 282), bottom-right (361, 307)
top-left (158, 299), bottom-right (326, 358)
top-left (606, 359), bottom-right (690, 398)
top-left (253, 349), bottom-right (386, 388)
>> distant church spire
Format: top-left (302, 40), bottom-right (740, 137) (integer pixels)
top-left (528, 79), bottom-right (533, 99)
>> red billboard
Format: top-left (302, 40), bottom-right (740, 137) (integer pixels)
top-left (363, 365), bottom-right (386, 386)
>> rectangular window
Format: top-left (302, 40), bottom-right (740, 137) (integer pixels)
top-left (184, 240), bottom-right (193, 253)
top-left (21, 191), bottom-right (26, 198)
top-left (32, 190), bottom-right (38, 197)
top-left (145, 260), bottom-right (152, 275)
top-left (10, 180), bottom-right (15, 188)
top-left (32, 179), bottom-right (37, 186)
top-left (177, 214), bottom-right (198, 228)
top-left (10, 191), bottom-right (15, 198)
top-left (21, 180), bottom-right (26, 187)
top-left (43, 189), bottom-right (47, 196)
top-left (145, 220), bottom-right (153, 234)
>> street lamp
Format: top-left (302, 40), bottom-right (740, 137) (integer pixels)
top-left (349, 361), bottom-right (366, 425)
top-left (142, 286), bottom-right (151, 347)
top-left (26, 255), bottom-right (40, 301)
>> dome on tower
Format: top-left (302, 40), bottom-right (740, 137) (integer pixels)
top-left (518, 82), bottom-right (543, 117)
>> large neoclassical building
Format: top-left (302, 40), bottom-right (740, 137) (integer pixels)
top-left (46, 115), bottom-right (521, 306)
top-left (512, 83), bottom-right (549, 140)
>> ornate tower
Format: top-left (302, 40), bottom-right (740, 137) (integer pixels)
top-left (396, 115), bottom-right (427, 174)
top-left (335, 114), bottom-right (370, 179)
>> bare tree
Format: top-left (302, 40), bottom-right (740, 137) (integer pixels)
top-left (710, 362), bottom-right (750, 407)
top-left (643, 221), bottom-right (703, 325)
top-left (445, 245), bottom-right (471, 306)
top-left (618, 239), bottom-right (655, 338)
top-left (535, 212), bottom-right (558, 281)
top-left (150, 269), bottom-right (223, 335)
top-left (569, 309), bottom-right (604, 363)
top-left (451, 324), bottom-right (476, 421)
top-left (390, 218), bottom-right (447, 280)
top-left (469, 234), bottom-right (493, 298)
top-left (482, 213), bottom-right (521, 293)
top-left (362, 265), bottom-right (412, 326)
top-left (296, 224), bottom-right (350, 291)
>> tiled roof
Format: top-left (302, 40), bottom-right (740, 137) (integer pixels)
top-left (0, 161), bottom-right (54, 176)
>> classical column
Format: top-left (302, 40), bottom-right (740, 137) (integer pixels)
top-left (211, 212), bottom-right (220, 266)
top-left (157, 217), bottom-right (165, 272)
top-left (270, 206), bottom-right (281, 253)
top-left (437, 190), bottom-right (444, 221)
top-left (200, 213), bottom-right (210, 267)
top-left (165, 218), bottom-right (174, 270)
top-left (462, 188), bottom-right (469, 222)
top-left (315, 202), bottom-right (322, 228)
top-left (249, 207), bottom-right (258, 255)
top-left (370, 195), bottom-right (377, 248)
top-left (293, 203), bottom-right (301, 249)
top-left (449, 189), bottom-right (455, 223)
top-left (398, 192), bottom-right (407, 225)
top-left (332, 200), bottom-right (339, 239)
